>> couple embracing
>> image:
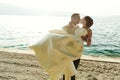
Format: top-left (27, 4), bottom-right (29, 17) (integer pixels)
top-left (29, 13), bottom-right (93, 80)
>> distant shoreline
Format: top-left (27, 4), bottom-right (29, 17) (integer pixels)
top-left (0, 48), bottom-right (120, 63)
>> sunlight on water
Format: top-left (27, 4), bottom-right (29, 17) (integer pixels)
top-left (0, 15), bottom-right (69, 32)
top-left (0, 15), bottom-right (69, 49)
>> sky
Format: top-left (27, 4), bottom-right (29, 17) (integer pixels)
top-left (0, 0), bottom-right (120, 16)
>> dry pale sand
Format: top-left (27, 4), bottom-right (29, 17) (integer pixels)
top-left (0, 50), bottom-right (120, 80)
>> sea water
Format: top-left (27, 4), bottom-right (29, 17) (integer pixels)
top-left (0, 15), bottom-right (120, 57)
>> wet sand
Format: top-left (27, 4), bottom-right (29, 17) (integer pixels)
top-left (0, 50), bottom-right (120, 80)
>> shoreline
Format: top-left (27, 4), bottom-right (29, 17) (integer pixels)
top-left (0, 48), bottom-right (120, 63)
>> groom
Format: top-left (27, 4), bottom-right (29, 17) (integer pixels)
top-left (63, 13), bottom-right (81, 80)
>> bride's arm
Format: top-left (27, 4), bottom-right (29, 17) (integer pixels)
top-left (86, 29), bottom-right (92, 46)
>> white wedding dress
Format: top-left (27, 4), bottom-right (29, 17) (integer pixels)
top-left (29, 28), bottom-right (87, 80)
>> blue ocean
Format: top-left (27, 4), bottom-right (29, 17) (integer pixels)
top-left (0, 15), bottom-right (120, 57)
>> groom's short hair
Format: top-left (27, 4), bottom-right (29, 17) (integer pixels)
top-left (71, 13), bottom-right (80, 18)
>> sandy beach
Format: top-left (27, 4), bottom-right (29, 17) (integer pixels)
top-left (0, 49), bottom-right (120, 80)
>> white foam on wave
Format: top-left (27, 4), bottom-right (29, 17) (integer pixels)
top-left (0, 48), bottom-right (120, 63)
top-left (0, 48), bottom-right (35, 55)
top-left (82, 55), bottom-right (120, 63)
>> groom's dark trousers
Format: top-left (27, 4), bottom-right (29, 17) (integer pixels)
top-left (63, 58), bottom-right (80, 80)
